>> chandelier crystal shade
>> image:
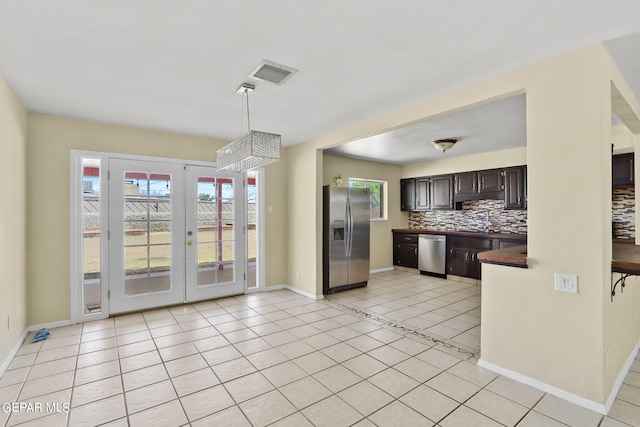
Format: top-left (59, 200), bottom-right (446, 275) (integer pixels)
top-left (216, 82), bottom-right (281, 172)
top-left (216, 130), bottom-right (281, 172)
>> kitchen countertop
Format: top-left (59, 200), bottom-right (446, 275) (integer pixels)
top-left (478, 245), bottom-right (528, 268)
top-left (474, 241), bottom-right (640, 272)
top-left (392, 228), bottom-right (527, 241)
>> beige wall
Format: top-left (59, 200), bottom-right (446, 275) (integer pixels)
top-left (26, 114), bottom-right (288, 325)
top-left (322, 154), bottom-right (406, 270)
top-left (604, 52), bottom-right (640, 400)
top-left (402, 146), bottom-right (527, 178)
top-left (6, 41), bottom-right (640, 408)
top-left (0, 75), bottom-right (28, 366)
top-left (263, 149), bottom-right (288, 287)
top-left (283, 43), bottom-right (640, 407)
top-left (481, 46), bottom-right (611, 404)
top-left (482, 45), bottom-right (640, 406)
top-left (285, 144), bottom-right (321, 296)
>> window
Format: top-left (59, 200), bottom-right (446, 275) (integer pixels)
top-left (349, 178), bottom-right (387, 220)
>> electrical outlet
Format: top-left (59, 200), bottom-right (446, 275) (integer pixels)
top-left (296, 272), bottom-right (300, 280)
top-left (554, 273), bottom-right (578, 293)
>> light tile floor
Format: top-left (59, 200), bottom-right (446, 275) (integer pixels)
top-left (1, 270), bottom-right (639, 426)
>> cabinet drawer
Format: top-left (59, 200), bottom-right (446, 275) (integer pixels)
top-left (395, 234), bottom-right (418, 245)
top-left (449, 236), bottom-right (492, 250)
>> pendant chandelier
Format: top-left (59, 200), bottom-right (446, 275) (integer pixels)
top-left (216, 83), bottom-right (281, 172)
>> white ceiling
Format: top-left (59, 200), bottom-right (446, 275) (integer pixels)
top-left (325, 94), bottom-right (527, 165)
top-left (1, 1), bottom-right (640, 163)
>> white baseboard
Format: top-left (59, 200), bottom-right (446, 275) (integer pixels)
top-left (604, 338), bottom-right (640, 413)
top-left (284, 285), bottom-right (324, 300)
top-left (0, 328), bottom-right (29, 379)
top-left (28, 319), bottom-right (72, 332)
top-left (264, 284), bottom-right (324, 300)
top-left (370, 266), bottom-right (394, 274)
top-left (479, 338), bottom-right (640, 415)
top-left (477, 359), bottom-right (607, 415)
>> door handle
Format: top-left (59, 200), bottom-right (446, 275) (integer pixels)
top-left (187, 241), bottom-right (193, 246)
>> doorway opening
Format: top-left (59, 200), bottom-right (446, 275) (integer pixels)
top-left (70, 151), bottom-right (264, 322)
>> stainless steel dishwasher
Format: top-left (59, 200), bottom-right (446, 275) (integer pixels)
top-left (418, 234), bottom-right (446, 277)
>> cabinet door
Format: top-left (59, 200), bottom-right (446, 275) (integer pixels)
top-left (394, 234), bottom-right (418, 268)
top-left (613, 153), bottom-right (634, 187)
top-left (498, 239), bottom-right (526, 249)
top-left (400, 244), bottom-right (418, 268)
top-left (454, 172), bottom-right (477, 196)
top-left (469, 250), bottom-right (484, 279)
top-left (430, 175), bottom-right (454, 210)
top-left (504, 166), bottom-right (525, 209)
top-left (447, 248), bottom-right (469, 276)
top-left (416, 178), bottom-right (430, 210)
top-left (478, 169), bottom-right (504, 194)
top-left (400, 179), bottom-right (416, 211)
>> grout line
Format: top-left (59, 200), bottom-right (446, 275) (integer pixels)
top-left (7, 280), bottom-right (635, 426)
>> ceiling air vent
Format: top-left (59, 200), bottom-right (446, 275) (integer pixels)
top-left (249, 60), bottom-right (298, 85)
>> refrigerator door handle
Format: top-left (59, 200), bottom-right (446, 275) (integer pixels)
top-left (346, 198), bottom-right (352, 257)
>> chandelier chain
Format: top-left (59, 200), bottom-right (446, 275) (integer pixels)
top-left (239, 91), bottom-right (252, 134)
top-left (246, 91), bottom-right (251, 131)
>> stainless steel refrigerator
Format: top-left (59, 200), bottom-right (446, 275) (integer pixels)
top-left (323, 185), bottom-right (370, 294)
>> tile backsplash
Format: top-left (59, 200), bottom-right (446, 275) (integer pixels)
top-left (613, 187), bottom-right (635, 240)
top-left (408, 199), bottom-right (527, 234)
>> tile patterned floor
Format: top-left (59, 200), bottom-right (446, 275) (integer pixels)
top-left (1, 270), bottom-right (640, 426)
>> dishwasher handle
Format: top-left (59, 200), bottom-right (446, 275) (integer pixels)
top-left (419, 235), bottom-right (446, 242)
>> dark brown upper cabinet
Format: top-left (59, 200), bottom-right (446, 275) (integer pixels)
top-left (400, 175), bottom-right (453, 211)
top-left (430, 175), bottom-right (454, 210)
top-left (613, 153), bottom-right (634, 188)
top-left (478, 169), bottom-right (504, 194)
top-left (504, 166), bottom-right (527, 210)
top-left (402, 166), bottom-right (526, 211)
top-left (415, 178), bottom-right (431, 210)
top-left (454, 169), bottom-right (504, 202)
top-left (400, 178), bottom-right (416, 211)
top-left (454, 172), bottom-right (478, 198)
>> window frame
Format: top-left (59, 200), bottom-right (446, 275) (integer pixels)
top-left (348, 177), bottom-right (388, 221)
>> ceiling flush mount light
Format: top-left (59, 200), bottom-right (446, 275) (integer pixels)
top-left (432, 138), bottom-right (457, 153)
top-left (216, 83), bottom-right (281, 172)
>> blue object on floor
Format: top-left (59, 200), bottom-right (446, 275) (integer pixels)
top-left (31, 328), bottom-right (50, 343)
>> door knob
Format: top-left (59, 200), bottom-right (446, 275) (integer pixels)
top-left (187, 231), bottom-right (193, 236)
top-left (187, 241), bottom-right (193, 246)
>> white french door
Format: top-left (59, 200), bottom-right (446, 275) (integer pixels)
top-left (185, 165), bottom-right (245, 302)
top-left (108, 159), bottom-right (245, 315)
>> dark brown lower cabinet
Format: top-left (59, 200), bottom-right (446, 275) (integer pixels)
top-left (393, 233), bottom-right (418, 268)
top-left (392, 231), bottom-right (526, 279)
top-left (447, 237), bottom-right (493, 280)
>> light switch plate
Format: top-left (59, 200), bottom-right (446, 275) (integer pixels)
top-left (554, 273), bottom-right (578, 293)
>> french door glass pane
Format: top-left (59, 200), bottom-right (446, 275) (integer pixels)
top-left (82, 158), bottom-right (102, 314)
top-left (195, 177), bottom-right (235, 286)
top-left (123, 171), bottom-right (173, 296)
top-left (247, 172), bottom-right (257, 288)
